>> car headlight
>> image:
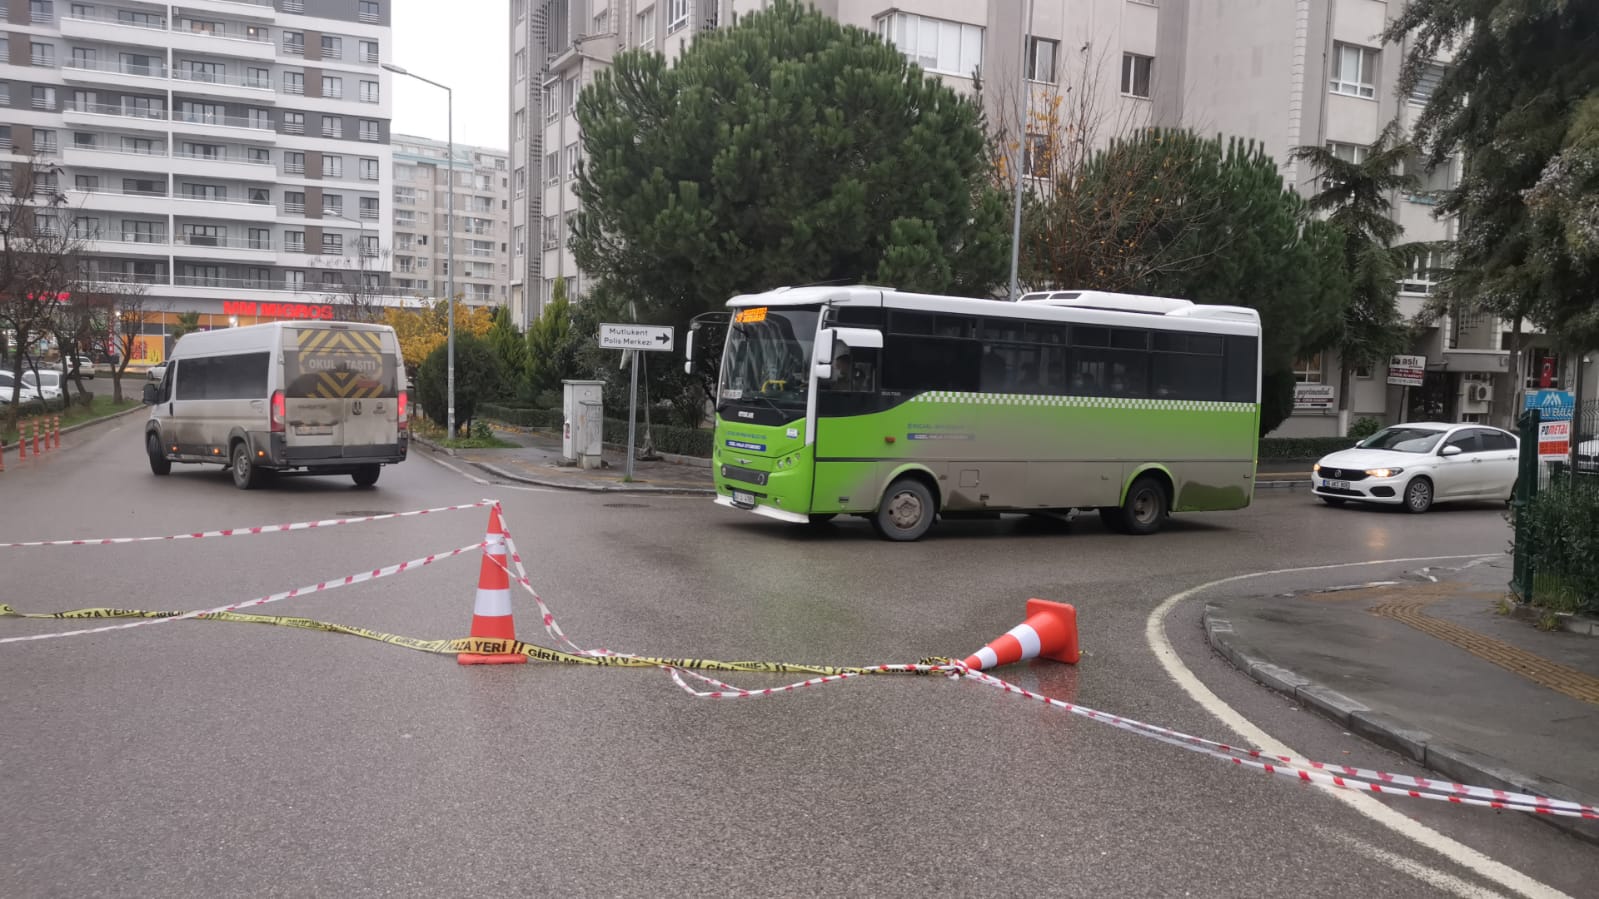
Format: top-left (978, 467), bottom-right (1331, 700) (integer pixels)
top-left (1365, 468), bottom-right (1404, 478)
top-left (1313, 463), bottom-right (1321, 473)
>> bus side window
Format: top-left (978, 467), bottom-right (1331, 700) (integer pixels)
top-left (828, 346), bottom-right (877, 393)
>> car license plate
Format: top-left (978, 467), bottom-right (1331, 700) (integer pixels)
top-left (732, 490), bottom-right (756, 507)
top-left (1323, 479), bottom-right (1351, 491)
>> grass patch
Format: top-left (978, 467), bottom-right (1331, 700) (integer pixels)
top-left (435, 434), bottom-right (518, 450)
top-left (410, 416), bottom-right (517, 450)
top-left (2, 395), bottom-right (141, 445)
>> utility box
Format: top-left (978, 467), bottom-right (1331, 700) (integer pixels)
top-left (562, 379), bottom-right (605, 469)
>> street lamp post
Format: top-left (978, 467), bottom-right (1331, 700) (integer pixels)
top-left (383, 62), bottom-right (456, 436)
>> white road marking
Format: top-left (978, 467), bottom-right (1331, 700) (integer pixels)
top-left (422, 452), bottom-right (556, 492)
top-left (1317, 826), bottom-right (1509, 899)
top-left (1145, 554), bottom-right (1570, 899)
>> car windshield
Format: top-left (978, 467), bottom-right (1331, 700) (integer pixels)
top-left (22, 371), bottom-right (61, 388)
top-left (718, 306), bottom-right (820, 412)
top-left (1361, 427), bottom-right (1446, 453)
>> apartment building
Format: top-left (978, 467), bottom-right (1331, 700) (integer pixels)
top-left (1, 0), bottom-right (394, 359)
top-left (389, 134), bottom-right (511, 308)
top-left (509, 1), bottom-right (1554, 432)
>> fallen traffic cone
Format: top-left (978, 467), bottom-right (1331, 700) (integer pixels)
top-left (963, 598), bottom-right (1080, 670)
top-left (458, 505), bottom-right (527, 665)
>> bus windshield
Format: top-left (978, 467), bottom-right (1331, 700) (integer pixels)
top-left (718, 306), bottom-right (820, 413)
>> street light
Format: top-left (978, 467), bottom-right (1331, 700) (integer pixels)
top-left (383, 62), bottom-right (456, 436)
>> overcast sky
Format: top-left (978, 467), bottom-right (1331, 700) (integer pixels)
top-left (389, 0), bottom-right (511, 150)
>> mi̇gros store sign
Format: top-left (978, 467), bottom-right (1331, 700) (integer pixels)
top-left (222, 300), bottom-right (337, 321)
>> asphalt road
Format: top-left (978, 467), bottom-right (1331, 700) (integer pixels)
top-left (2, 415), bottom-right (1594, 897)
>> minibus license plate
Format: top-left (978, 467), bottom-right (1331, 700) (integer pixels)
top-left (732, 490), bottom-right (755, 507)
top-left (296, 425), bottom-right (334, 436)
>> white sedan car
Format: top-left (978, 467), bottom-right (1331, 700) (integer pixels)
top-left (1312, 422), bottom-right (1520, 513)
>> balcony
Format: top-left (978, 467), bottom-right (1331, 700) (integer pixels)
top-left (82, 234), bottom-right (173, 256)
top-left (62, 100), bottom-right (170, 134)
top-left (284, 201), bottom-right (305, 215)
top-left (171, 68), bottom-right (277, 103)
top-left (173, 232), bottom-right (275, 260)
top-left (169, 193), bottom-right (279, 222)
top-left (61, 58), bottom-right (169, 88)
top-left (182, 0), bottom-right (276, 21)
top-left (62, 145), bottom-right (172, 175)
top-left (70, 186), bottom-right (173, 215)
top-left (170, 109), bottom-right (278, 142)
top-left (167, 23), bottom-right (275, 61)
top-left (172, 150), bottom-right (277, 181)
top-left (282, 0), bottom-right (305, 12)
top-left (61, 9), bottom-right (168, 45)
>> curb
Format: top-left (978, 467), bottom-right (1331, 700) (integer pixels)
top-left (414, 437), bottom-right (715, 495)
top-left (1201, 604), bottom-right (1599, 844)
top-left (1, 403), bottom-right (145, 454)
top-left (1505, 603), bottom-right (1599, 638)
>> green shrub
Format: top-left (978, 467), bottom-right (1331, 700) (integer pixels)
top-left (1257, 436), bottom-right (1358, 460)
top-left (1348, 417), bottom-right (1383, 440)
top-left (1520, 485), bottom-right (1599, 615)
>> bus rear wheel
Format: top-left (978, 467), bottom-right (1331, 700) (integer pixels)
top-left (872, 477), bottom-right (935, 542)
top-left (1106, 475), bottom-right (1168, 536)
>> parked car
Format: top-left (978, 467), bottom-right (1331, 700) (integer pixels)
top-left (60, 356), bottom-right (96, 379)
top-left (1311, 422), bottom-right (1520, 513)
top-left (0, 371), bottom-right (42, 405)
top-left (20, 370), bottom-right (63, 401)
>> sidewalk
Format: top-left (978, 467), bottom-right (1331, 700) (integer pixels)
top-left (421, 425), bottom-right (716, 494)
top-left (1203, 557), bottom-right (1599, 840)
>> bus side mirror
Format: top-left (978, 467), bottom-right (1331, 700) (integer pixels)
top-left (141, 382), bottom-right (159, 405)
top-left (683, 329), bottom-right (695, 375)
top-left (812, 329), bottom-right (836, 381)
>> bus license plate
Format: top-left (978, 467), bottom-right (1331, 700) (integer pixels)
top-left (732, 490), bottom-right (756, 507)
top-left (1323, 479), bottom-right (1350, 491)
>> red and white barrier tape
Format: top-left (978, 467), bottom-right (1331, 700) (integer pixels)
top-left (0, 501), bottom-right (495, 549)
top-left (0, 541), bottom-right (483, 645)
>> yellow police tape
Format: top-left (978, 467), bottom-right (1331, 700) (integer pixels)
top-left (0, 604), bottom-right (950, 676)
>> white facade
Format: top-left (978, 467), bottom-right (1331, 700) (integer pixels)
top-left (389, 134), bottom-right (511, 309)
top-left (1, 0), bottom-right (397, 332)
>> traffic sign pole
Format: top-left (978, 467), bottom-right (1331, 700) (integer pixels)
top-left (626, 350), bottom-right (638, 482)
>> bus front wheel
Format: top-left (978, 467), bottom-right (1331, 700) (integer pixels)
top-left (1105, 476), bottom-right (1168, 536)
top-left (872, 478), bottom-right (935, 542)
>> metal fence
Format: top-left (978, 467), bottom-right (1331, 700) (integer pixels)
top-left (1511, 401), bottom-right (1599, 613)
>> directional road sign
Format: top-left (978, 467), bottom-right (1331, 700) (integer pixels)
top-left (599, 323), bottom-right (675, 352)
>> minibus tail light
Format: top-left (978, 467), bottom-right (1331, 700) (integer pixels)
top-left (397, 390), bottom-right (409, 430)
top-left (270, 390), bottom-right (286, 432)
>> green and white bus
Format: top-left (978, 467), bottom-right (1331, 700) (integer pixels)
top-left (686, 285), bottom-right (1261, 540)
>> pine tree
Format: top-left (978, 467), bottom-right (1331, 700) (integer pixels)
top-left (1293, 121), bottom-right (1418, 434)
top-left (571, 0), bottom-right (1009, 344)
top-left (1385, 0), bottom-right (1599, 351)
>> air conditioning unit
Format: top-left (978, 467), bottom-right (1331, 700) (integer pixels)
top-left (1465, 382), bottom-right (1493, 404)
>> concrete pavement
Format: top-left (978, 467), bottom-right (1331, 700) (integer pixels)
top-left (1203, 554), bottom-right (1599, 841)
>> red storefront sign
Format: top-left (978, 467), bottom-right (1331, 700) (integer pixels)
top-left (222, 300), bottom-right (337, 321)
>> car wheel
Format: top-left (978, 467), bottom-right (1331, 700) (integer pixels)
top-left (351, 464), bottom-right (381, 488)
top-left (871, 477), bottom-right (935, 542)
top-left (1320, 496), bottom-right (1346, 507)
top-left (1403, 477), bottom-right (1433, 513)
top-left (147, 433), bottom-right (170, 476)
top-left (1113, 475), bottom-right (1169, 535)
top-left (231, 441), bottom-right (261, 490)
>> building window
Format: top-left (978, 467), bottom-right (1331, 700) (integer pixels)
top-left (33, 129), bottom-right (59, 153)
top-left (285, 191), bottom-right (305, 214)
top-left (70, 216), bottom-right (99, 239)
top-left (1400, 251), bottom-right (1442, 295)
top-left (320, 35), bottom-right (342, 59)
top-left (322, 116), bottom-right (343, 139)
top-left (1023, 133), bottom-right (1050, 179)
top-left (637, 7), bottom-right (655, 50)
top-left (563, 211), bottom-right (576, 246)
top-left (358, 1), bottom-right (380, 24)
top-left (544, 151), bottom-right (559, 183)
top-left (285, 230), bottom-right (305, 252)
top-left (31, 85), bottom-right (57, 110)
top-left (360, 196), bottom-right (379, 220)
top-left (1330, 43), bottom-right (1378, 99)
top-left (515, 110), bottom-right (526, 140)
top-left (666, 0), bottom-right (688, 33)
top-left (514, 166), bottom-right (526, 196)
top-left (285, 151), bottom-right (305, 174)
top-left (565, 77), bottom-right (577, 113)
top-left (283, 112), bottom-right (305, 134)
top-left (359, 157), bottom-right (379, 180)
top-left (513, 225), bottom-right (525, 256)
top-left (565, 142), bottom-right (579, 178)
top-left (1027, 37), bottom-right (1057, 83)
top-left (321, 75), bottom-right (342, 99)
top-left (1121, 53), bottom-right (1153, 98)
top-left (322, 233), bottom-right (343, 254)
top-left (360, 40), bottom-right (379, 64)
top-left (247, 66), bottom-right (269, 88)
top-left (1327, 142), bottom-right (1369, 164)
top-left (542, 214), bottom-right (558, 249)
top-left (875, 13), bottom-right (983, 78)
top-left (1403, 152), bottom-right (1456, 203)
top-left (1409, 61), bottom-right (1445, 106)
top-left (123, 220), bottom-right (162, 243)
top-left (74, 174), bottom-right (99, 192)
top-left (1293, 353), bottom-right (1323, 384)
top-left (360, 81), bottom-right (379, 103)
top-left (514, 49), bottom-right (526, 82)
top-left (248, 227), bottom-right (270, 250)
top-left (359, 119), bottom-right (380, 141)
top-left (323, 155), bottom-right (343, 178)
top-left (282, 32), bottom-right (304, 55)
top-left (284, 71), bottom-right (304, 95)
top-left (1524, 348), bottom-right (1561, 389)
top-left (31, 42), bottom-right (55, 66)
top-left (248, 146), bottom-right (270, 164)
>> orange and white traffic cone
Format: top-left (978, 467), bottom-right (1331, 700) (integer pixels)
top-left (31, 419), bottom-right (41, 456)
top-left (963, 598), bottom-right (1080, 670)
top-left (458, 506), bottom-right (528, 665)
top-left (52, 415), bottom-right (60, 449)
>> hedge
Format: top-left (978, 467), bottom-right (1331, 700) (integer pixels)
top-left (480, 402), bottom-right (715, 458)
top-left (1257, 436), bottom-right (1359, 460)
top-left (482, 402), bottom-right (1361, 463)
top-left (1520, 484), bottom-right (1599, 615)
